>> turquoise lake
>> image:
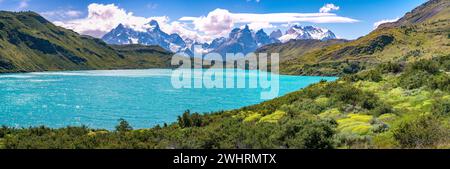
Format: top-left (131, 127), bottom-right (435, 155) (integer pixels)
top-left (0, 69), bottom-right (337, 129)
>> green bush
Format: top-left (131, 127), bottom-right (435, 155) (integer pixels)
top-left (378, 62), bottom-right (403, 74)
top-left (430, 74), bottom-right (450, 91)
top-left (177, 110), bottom-right (205, 128)
top-left (432, 99), bottom-right (450, 116)
top-left (393, 115), bottom-right (446, 148)
top-left (278, 119), bottom-right (337, 149)
top-left (408, 60), bottom-right (440, 75)
top-left (343, 62), bottom-right (361, 74)
top-left (399, 70), bottom-right (431, 89)
top-left (116, 119), bottom-right (133, 132)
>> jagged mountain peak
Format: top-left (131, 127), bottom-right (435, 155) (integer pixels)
top-left (102, 22), bottom-right (335, 56)
top-left (256, 29), bottom-right (266, 35)
top-left (280, 24), bottom-right (336, 42)
top-left (148, 20), bottom-right (160, 30)
top-left (102, 20), bottom-right (185, 52)
top-left (270, 29), bottom-right (283, 39)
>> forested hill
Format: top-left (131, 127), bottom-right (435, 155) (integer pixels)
top-left (266, 0), bottom-right (450, 76)
top-left (0, 11), bottom-right (173, 73)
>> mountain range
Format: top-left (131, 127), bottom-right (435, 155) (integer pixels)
top-left (0, 0), bottom-right (448, 75)
top-left (101, 22), bottom-right (337, 56)
top-left (102, 20), bottom-right (187, 52)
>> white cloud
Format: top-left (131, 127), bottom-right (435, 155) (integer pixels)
top-left (181, 9), bottom-right (357, 24)
top-left (18, 0), bottom-right (29, 9)
top-left (373, 18), bottom-right (400, 29)
top-left (189, 8), bottom-right (235, 38)
top-left (54, 3), bottom-right (208, 42)
top-left (246, 22), bottom-right (274, 30)
top-left (320, 4), bottom-right (340, 13)
top-left (180, 8), bottom-right (357, 39)
top-left (54, 3), bottom-right (150, 37)
top-left (54, 4), bottom-right (357, 43)
top-left (40, 10), bottom-right (83, 20)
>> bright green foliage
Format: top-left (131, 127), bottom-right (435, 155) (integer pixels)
top-left (243, 113), bottom-right (262, 123)
top-left (337, 114), bottom-right (374, 135)
top-left (259, 110), bottom-right (286, 123)
top-left (319, 108), bottom-right (342, 119)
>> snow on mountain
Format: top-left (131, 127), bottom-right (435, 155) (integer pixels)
top-left (279, 25), bottom-right (336, 42)
top-left (102, 21), bottom-right (336, 56)
top-left (209, 25), bottom-right (280, 56)
top-left (102, 20), bottom-right (186, 52)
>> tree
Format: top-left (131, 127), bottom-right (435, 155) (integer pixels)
top-left (177, 110), bottom-right (204, 128)
top-left (116, 118), bottom-right (133, 132)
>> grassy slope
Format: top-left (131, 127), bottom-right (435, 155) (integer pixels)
top-left (278, 0), bottom-right (449, 76)
top-left (255, 39), bottom-right (348, 62)
top-left (0, 11), bottom-right (172, 73)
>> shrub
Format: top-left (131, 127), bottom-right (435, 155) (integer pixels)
top-left (343, 62), bottom-right (361, 74)
top-left (177, 110), bottom-right (205, 128)
top-left (371, 103), bottom-right (394, 116)
top-left (393, 115), bottom-right (446, 148)
top-left (279, 119), bottom-right (337, 149)
top-left (346, 69), bottom-right (383, 82)
top-left (378, 62), bottom-right (403, 74)
top-left (398, 70), bottom-right (430, 89)
top-left (408, 60), bottom-right (440, 75)
top-left (430, 74), bottom-right (450, 91)
top-left (431, 99), bottom-right (450, 116)
top-left (116, 119), bottom-right (133, 132)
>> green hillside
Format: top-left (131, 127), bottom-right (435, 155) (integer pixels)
top-left (0, 11), bottom-right (172, 73)
top-left (276, 0), bottom-right (449, 76)
top-left (256, 39), bottom-right (348, 62)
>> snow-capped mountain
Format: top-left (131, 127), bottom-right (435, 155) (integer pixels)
top-left (180, 25), bottom-right (280, 56)
top-left (208, 25), bottom-right (280, 56)
top-left (279, 25), bottom-right (336, 42)
top-left (102, 21), bottom-right (336, 56)
top-left (102, 20), bottom-right (186, 52)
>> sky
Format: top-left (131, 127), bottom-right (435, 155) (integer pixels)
top-left (0, 0), bottom-right (427, 42)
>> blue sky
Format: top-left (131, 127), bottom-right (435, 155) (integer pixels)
top-left (0, 0), bottom-right (427, 41)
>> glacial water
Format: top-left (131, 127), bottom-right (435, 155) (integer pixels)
top-left (0, 69), bottom-right (337, 129)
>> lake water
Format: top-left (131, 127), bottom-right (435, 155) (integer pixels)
top-left (0, 69), bottom-right (337, 129)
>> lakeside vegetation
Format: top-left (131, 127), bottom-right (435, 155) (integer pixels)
top-left (1, 54), bottom-right (449, 149)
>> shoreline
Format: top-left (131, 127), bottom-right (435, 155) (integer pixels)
top-left (0, 68), bottom-right (339, 130)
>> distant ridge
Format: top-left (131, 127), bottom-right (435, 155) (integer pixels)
top-left (0, 11), bottom-right (173, 73)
